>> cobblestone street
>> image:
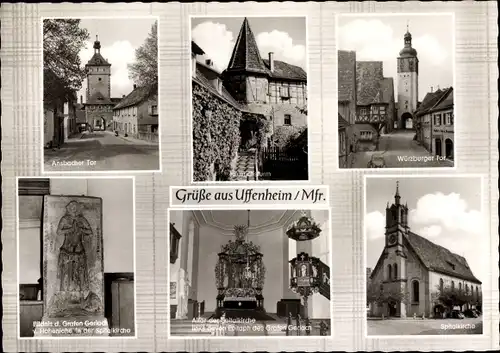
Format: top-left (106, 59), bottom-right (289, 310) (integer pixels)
top-left (351, 130), bottom-right (454, 169)
top-left (44, 131), bottom-right (160, 172)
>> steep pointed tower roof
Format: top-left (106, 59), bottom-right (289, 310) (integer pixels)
top-left (394, 181), bottom-right (401, 205)
top-left (226, 18), bottom-right (268, 74)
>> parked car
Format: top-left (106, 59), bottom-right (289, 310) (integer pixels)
top-left (463, 309), bottom-right (478, 318)
top-left (78, 122), bottom-right (89, 132)
top-left (448, 310), bottom-right (465, 319)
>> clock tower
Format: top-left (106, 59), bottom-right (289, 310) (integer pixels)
top-left (385, 181), bottom-right (410, 248)
top-left (383, 181), bottom-right (409, 317)
top-left (397, 24), bottom-right (419, 130)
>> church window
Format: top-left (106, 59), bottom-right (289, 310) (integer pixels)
top-left (380, 106), bottom-right (386, 113)
top-left (387, 264), bottom-right (392, 280)
top-left (393, 264), bottom-right (398, 280)
top-left (459, 282), bottom-right (462, 291)
top-left (465, 284), bottom-right (469, 294)
top-left (98, 78), bottom-right (102, 81)
top-left (284, 114), bottom-right (292, 126)
top-left (439, 278), bottom-right (444, 292)
top-left (476, 286), bottom-right (479, 299)
top-left (412, 280), bottom-right (420, 303)
top-left (451, 281), bottom-right (455, 291)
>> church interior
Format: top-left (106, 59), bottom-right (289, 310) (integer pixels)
top-left (169, 209), bottom-right (331, 336)
top-left (18, 178), bottom-right (135, 337)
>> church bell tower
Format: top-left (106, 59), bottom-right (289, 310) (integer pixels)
top-left (397, 24), bottom-right (419, 130)
top-left (384, 181), bottom-right (409, 318)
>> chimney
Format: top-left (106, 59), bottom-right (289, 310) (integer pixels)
top-left (430, 86), bottom-right (433, 93)
top-left (205, 59), bottom-right (213, 67)
top-left (269, 52), bottom-right (274, 72)
top-left (122, 94), bottom-right (125, 98)
top-left (133, 84), bottom-right (137, 90)
top-left (217, 79), bottom-right (223, 94)
top-left (80, 95), bottom-right (83, 104)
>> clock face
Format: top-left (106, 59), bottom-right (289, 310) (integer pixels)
top-left (388, 234), bottom-right (397, 245)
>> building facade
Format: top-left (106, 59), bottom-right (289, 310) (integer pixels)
top-left (337, 52), bottom-right (396, 154)
top-left (84, 36), bottom-right (115, 130)
top-left (368, 184), bottom-right (481, 318)
top-left (396, 28), bottom-right (419, 130)
top-left (355, 62), bottom-right (395, 151)
top-left (429, 88), bottom-right (454, 160)
top-left (222, 18), bottom-right (308, 139)
top-left (112, 84), bottom-right (158, 142)
top-left (414, 87), bottom-right (454, 160)
top-left (338, 50), bottom-right (357, 168)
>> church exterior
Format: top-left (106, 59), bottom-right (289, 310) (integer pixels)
top-left (368, 184), bottom-right (482, 318)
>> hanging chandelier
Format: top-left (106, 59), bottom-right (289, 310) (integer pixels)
top-left (286, 211), bottom-right (322, 241)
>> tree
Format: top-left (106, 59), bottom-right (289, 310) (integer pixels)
top-left (128, 21), bottom-right (158, 88)
top-left (434, 285), bottom-right (472, 312)
top-left (43, 19), bottom-right (89, 103)
top-left (366, 282), bottom-right (409, 309)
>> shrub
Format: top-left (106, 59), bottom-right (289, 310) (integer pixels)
top-left (192, 82), bottom-right (241, 181)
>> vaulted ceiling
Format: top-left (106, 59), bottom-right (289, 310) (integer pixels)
top-left (193, 210), bottom-right (298, 236)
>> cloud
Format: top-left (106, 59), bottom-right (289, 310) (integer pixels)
top-left (409, 192), bottom-right (484, 235)
top-left (338, 18), bottom-right (451, 99)
top-left (417, 224), bottom-right (442, 238)
top-left (365, 211), bottom-right (385, 240)
top-left (191, 22), bottom-right (235, 72)
top-left (78, 39), bottom-right (136, 99)
top-left (256, 30), bottom-right (306, 68)
top-left (191, 21), bottom-right (306, 72)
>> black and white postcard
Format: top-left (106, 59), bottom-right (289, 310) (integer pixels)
top-left (17, 177), bottom-right (136, 338)
top-left (365, 175), bottom-right (484, 336)
top-left (191, 17), bottom-right (309, 182)
top-left (338, 14), bottom-right (455, 169)
top-left (168, 209), bottom-right (331, 337)
top-left (42, 18), bottom-right (160, 172)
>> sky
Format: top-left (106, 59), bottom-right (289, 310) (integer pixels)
top-left (365, 177), bottom-right (486, 283)
top-left (338, 14), bottom-right (454, 101)
top-left (191, 17), bottom-right (307, 73)
top-left (76, 18), bottom-right (157, 101)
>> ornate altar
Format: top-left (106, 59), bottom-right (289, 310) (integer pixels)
top-left (215, 225), bottom-right (266, 314)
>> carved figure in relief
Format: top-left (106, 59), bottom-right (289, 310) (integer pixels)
top-left (57, 201), bottom-right (92, 294)
top-left (300, 264), bottom-right (308, 277)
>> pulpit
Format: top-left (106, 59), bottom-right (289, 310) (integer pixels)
top-left (215, 225), bottom-right (266, 315)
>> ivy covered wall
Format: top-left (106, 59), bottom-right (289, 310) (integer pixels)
top-left (192, 82), bottom-right (241, 181)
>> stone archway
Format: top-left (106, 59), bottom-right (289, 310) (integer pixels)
top-left (401, 112), bottom-right (413, 130)
top-left (435, 138), bottom-right (442, 157)
top-left (445, 138), bottom-right (453, 159)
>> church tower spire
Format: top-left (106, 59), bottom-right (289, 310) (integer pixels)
top-left (395, 181), bottom-right (401, 205)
